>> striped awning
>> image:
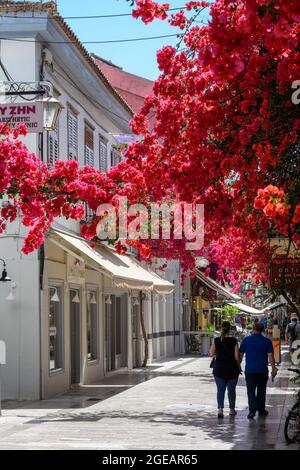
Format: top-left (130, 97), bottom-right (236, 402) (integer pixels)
top-left (48, 228), bottom-right (174, 294)
top-left (196, 269), bottom-right (241, 301)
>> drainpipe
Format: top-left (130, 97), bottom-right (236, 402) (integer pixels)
top-left (38, 50), bottom-right (46, 399)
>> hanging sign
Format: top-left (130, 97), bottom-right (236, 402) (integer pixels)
top-left (0, 102), bottom-right (43, 133)
top-left (271, 258), bottom-right (300, 288)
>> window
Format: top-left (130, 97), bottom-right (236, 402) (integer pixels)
top-left (48, 125), bottom-right (59, 166)
top-left (110, 148), bottom-right (121, 168)
top-left (49, 284), bottom-right (64, 372)
top-left (84, 125), bottom-right (95, 219)
top-left (99, 136), bottom-right (107, 172)
top-left (87, 289), bottom-right (98, 361)
top-left (67, 108), bottom-right (78, 161)
top-left (85, 125), bottom-right (94, 167)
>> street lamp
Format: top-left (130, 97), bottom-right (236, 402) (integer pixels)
top-left (0, 259), bottom-right (11, 282)
top-left (38, 96), bottom-right (64, 131)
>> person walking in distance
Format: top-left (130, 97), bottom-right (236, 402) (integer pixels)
top-left (210, 322), bottom-right (241, 419)
top-left (239, 322), bottom-right (277, 419)
top-left (285, 315), bottom-right (300, 352)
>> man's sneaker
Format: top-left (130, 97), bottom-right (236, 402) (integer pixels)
top-left (217, 409), bottom-right (224, 419)
top-left (247, 412), bottom-right (255, 420)
top-left (229, 409), bottom-right (237, 416)
top-left (258, 409), bottom-right (269, 417)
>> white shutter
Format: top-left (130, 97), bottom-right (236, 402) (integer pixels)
top-left (48, 128), bottom-right (59, 166)
top-left (85, 145), bottom-right (94, 167)
top-left (85, 126), bottom-right (94, 167)
top-left (68, 110), bottom-right (78, 161)
top-left (84, 202), bottom-right (94, 220)
top-left (99, 137), bottom-right (107, 172)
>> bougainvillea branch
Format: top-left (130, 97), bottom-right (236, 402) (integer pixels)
top-left (1, 0), bottom-right (300, 292)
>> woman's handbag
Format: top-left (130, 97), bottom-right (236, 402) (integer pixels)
top-left (210, 357), bottom-right (216, 368)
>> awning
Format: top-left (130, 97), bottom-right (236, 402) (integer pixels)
top-left (48, 229), bottom-right (174, 294)
top-left (262, 296), bottom-right (287, 312)
top-left (196, 270), bottom-right (241, 301)
top-left (228, 302), bottom-right (264, 316)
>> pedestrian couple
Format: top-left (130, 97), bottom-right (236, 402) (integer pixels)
top-left (210, 321), bottom-right (278, 419)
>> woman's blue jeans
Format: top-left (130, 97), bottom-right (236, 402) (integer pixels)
top-left (214, 376), bottom-right (238, 409)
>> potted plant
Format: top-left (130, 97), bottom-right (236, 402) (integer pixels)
top-left (201, 325), bottom-right (215, 356)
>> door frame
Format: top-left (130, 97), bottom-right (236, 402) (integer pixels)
top-left (69, 285), bottom-right (82, 385)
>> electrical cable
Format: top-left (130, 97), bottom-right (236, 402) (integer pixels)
top-left (52, 66), bottom-right (132, 124)
top-left (0, 6), bottom-right (195, 20)
top-left (0, 33), bottom-right (182, 45)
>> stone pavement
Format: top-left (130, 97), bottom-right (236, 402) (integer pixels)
top-left (0, 350), bottom-right (299, 450)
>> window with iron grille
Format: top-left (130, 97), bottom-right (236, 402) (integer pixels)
top-left (99, 136), bottom-right (107, 172)
top-left (48, 125), bottom-right (59, 166)
top-left (67, 109), bottom-right (78, 161)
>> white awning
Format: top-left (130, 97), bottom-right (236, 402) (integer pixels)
top-left (228, 302), bottom-right (264, 316)
top-left (48, 229), bottom-right (174, 294)
top-left (262, 296), bottom-right (287, 312)
top-left (196, 270), bottom-right (241, 301)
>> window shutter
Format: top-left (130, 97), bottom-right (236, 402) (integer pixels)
top-left (84, 202), bottom-right (94, 220)
top-left (85, 126), bottom-right (94, 167)
top-left (68, 110), bottom-right (78, 161)
top-left (110, 148), bottom-right (121, 168)
top-left (99, 137), bottom-right (107, 172)
top-left (48, 128), bottom-right (59, 166)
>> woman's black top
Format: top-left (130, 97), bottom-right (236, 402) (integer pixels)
top-left (213, 337), bottom-right (240, 380)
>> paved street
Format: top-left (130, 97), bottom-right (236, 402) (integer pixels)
top-left (0, 349), bottom-right (299, 450)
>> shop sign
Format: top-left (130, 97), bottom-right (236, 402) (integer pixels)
top-left (0, 102), bottom-right (43, 133)
top-left (271, 258), bottom-right (300, 288)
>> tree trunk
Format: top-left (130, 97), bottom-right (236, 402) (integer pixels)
top-left (139, 292), bottom-right (149, 368)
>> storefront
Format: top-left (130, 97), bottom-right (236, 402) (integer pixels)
top-left (41, 226), bottom-right (174, 398)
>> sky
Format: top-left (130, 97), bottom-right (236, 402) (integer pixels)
top-left (55, 0), bottom-right (210, 81)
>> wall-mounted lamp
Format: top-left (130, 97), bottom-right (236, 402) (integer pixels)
top-left (7, 282), bottom-right (17, 301)
top-left (105, 294), bottom-right (112, 305)
top-left (182, 294), bottom-right (190, 305)
top-left (37, 96), bottom-right (64, 131)
top-left (89, 293), bottom-right (97, 305)
top-left (133, 297), bottom-right (140, 307)
top-left (141, 292), bottom-right (150, 301)
top-left (50, 287), bottom-right (60, 303)
top-left (71, 290), bottom-right (80, 304)
top-left (0, 259), bottom-right (11, 282)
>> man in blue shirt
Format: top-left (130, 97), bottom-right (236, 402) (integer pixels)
top-left (239, 322), bottom-right (278, 419)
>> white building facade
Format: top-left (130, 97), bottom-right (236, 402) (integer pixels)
top-left (0, 2), bottom-right (182, 401)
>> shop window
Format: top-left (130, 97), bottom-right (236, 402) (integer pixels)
top-left (116, 296), bottom-right (122, 355)
top-left (87, 289), bottom-right (98, 361)
top-left (49, 284), bottom-right (64, 372)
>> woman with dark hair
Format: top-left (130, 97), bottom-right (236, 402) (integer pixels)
top-left (210, 321), bottom-right (241, 418)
